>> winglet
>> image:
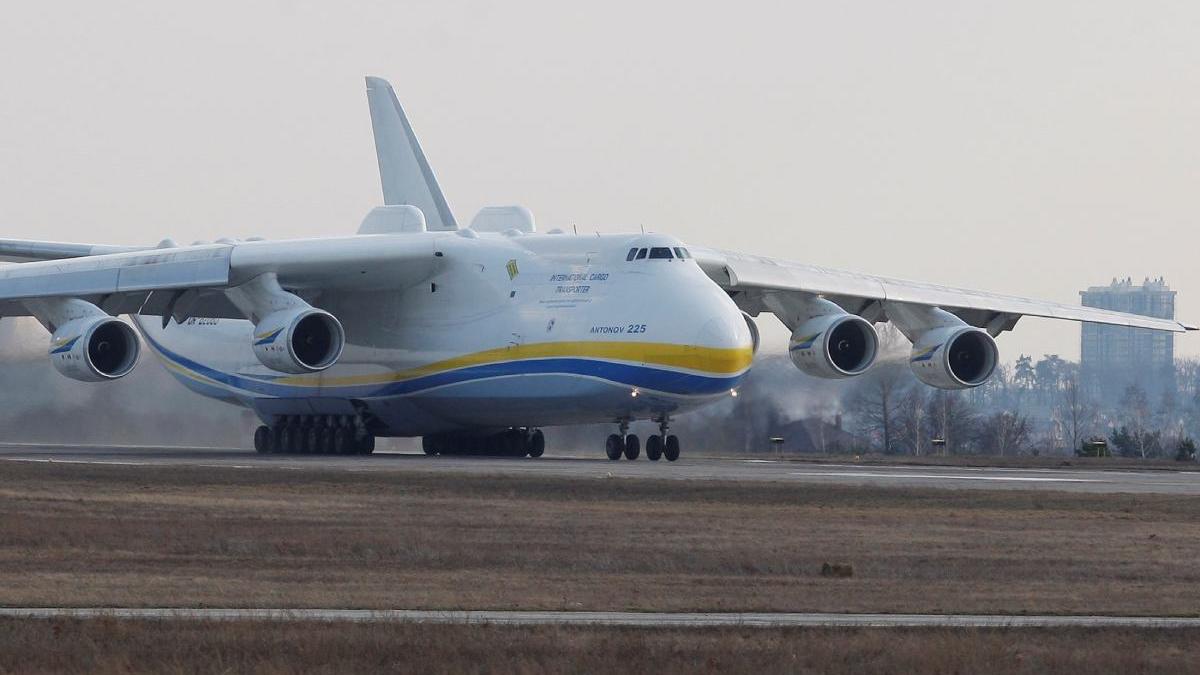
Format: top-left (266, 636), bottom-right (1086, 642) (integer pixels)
top-left (365, 76), bottom-right (458, 231)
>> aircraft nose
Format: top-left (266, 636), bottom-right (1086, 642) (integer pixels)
top-left (698, 311), bottom-right (753, 352)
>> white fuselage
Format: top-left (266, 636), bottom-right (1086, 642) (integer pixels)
top-left (133, 231), bottom-right (755, 436)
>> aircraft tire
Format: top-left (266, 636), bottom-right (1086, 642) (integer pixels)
top-left (278, 426), bottom-right (294, 454)
top-left (664, 435), bottom-right (681, 462)
top-left (333, 427), bottom-right (352, 454)
top-left (623, 434), bottom-right (640, 460)
top-left (605, 434), bottom-right (623, 460)
top-left (254, 426), bottom-right (271, 454)
top-left (357, 434), bottom-right (376, 455)
top-left (528, 429), bottom-right (545, 458)
top-left (645, 434), bottom-right (663, 461)
top-left (505, 431), bottom-right (524, 457)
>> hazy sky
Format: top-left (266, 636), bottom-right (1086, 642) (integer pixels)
top-left (1, 1), bottom-right (1197, 361)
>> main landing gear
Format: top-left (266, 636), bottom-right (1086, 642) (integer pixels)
top-left (423, 428), bottom-right (545, 457)
top-left (254, 415), bottom-right (375, 455)
top-left (607, 418), bottom-right (680, 461)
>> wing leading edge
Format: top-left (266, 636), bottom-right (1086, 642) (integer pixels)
top-left (693, 247), bottom-right (1196, 334)
top-left (0, 235), bottom-right (441, 321)
top-left (0, 239), bottom-right (145, 263)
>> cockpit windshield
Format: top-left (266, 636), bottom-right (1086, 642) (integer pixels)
top-left (626, 243), bottom-right (690, 262)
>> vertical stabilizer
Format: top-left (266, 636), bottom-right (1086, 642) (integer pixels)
top-left (364, 76), bottom-right (458, 230)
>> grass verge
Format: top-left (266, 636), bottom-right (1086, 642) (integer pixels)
top-left (1, 619), bottom-right (1198, 675)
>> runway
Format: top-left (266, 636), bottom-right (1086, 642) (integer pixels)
top-left (3, 443), bottom-right (1200, 494)
top-left (3, 607), bottom-right (1200, 628)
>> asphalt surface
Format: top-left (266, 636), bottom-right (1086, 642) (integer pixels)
top-left (3, 607), bottom-right (1200, 628)
top-left (4, 444), bottom-right (1200, 494)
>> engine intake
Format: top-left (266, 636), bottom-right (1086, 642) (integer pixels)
top-left (909, 326), bottom-right (998, 389)
top-left (252, 308), bottom-right (345, 374)
top-left (50, 317), bottom-right (140, 382)
top-left (788, 313), bottom-right (878, 379)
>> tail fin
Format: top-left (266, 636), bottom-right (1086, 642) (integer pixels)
top-left (365, 76), bottom-right (458, 231)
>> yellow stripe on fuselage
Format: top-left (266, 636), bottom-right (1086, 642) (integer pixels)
top-left (272, 341), bottom-right (755, 388)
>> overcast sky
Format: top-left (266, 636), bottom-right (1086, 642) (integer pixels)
top-left (1, 1), bottom-right (1197, 361)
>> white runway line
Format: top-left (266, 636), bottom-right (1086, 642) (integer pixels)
top-left (788, 471), bottom-right (1106, 483)
top-left (2, 608), bottom-right (1200, 628)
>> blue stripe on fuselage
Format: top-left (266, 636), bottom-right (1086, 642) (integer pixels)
top-left (142, 332), bottom-right (745, 399)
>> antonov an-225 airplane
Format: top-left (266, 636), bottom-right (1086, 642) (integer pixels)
top-left (0, 77), bottom-right (1193, 460)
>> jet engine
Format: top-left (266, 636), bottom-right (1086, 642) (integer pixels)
top-left (251, 307), bottom-right (345, 374)
top-left (49, 316), bottom-right (140, 382)
top-left (742, 311), bottom-right (761, 355)
top-left (788, 312), bottom-right (878, 379)
top-left (908, 326), bottom-right (998, 389)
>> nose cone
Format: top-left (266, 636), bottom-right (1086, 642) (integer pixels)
top-left (699, 313), bottom-right (751, 351)
top-left (697, 307), bottom-right (755, 379)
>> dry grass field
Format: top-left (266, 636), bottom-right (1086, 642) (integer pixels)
top-left (1, 619), bottom-right (1198, 674)
top-left (1, 460), bottom-right (1199, 614)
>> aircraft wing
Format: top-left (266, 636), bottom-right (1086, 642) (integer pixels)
top-left (691, 247), bottom-right (1196, 334)
top-left (0, 235), bottom-right (440, 320)
top-left (0, 239), bottom-right (147, 262)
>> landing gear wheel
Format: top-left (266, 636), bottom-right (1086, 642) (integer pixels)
top-left (646, 434), bottom-right (663, 461)
top-left (623, 434), bottom-right (640, 460)
top-left (357, 434), bottom-right (376, 455)
top-left (278, 425), bottom-right (295, 451)
top-left (664, 435), bottom-right (681, 462)
top-left (505, 432), bottom-right (524, 457)
top-left (333, 427), bottom-right (352, 455)
top-left (254, 426), bottom-right (271, 454)
top-left (605, 434), bottom-right (623, 460)
top-left (528, 430), bottom-right (545, 458)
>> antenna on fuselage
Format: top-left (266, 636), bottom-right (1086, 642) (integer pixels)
top-left (573, 224), bottom-right (578, 235)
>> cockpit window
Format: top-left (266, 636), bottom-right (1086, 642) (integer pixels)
top-left (673, 247), bottom-right (691, 259)
top-left (626, 248), bottom-right (638, 261)
top-left (649, 247), bottom-right (673, 259)
top-left (635, 248), bottom-right (648, 260)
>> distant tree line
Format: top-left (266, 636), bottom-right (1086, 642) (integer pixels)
top-left (840, 340), bottom-right (1200, 459)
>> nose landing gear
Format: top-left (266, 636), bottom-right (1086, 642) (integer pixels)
top-left (656, 416), bottom-right (681, 462)
top-left (606, 418), bottom-right (681, 461)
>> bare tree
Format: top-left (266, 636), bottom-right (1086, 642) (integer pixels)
top-left (894, 385), bottom-right (928, 456)
top-left (845, 360), bottom-right (908, 454)
top-left (926, 390), bottom-right (977, 455)
top-left (1058, 376), bottom-right (1096, 455)
top-left (976, 411), bottom-right (1031, 456)
top-left (1121, 384), bottom-right (1153, 459)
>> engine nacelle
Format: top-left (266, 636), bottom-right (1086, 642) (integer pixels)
top-left (909, 326), bottom-right (998, 389)
top-left (49, 316), bottom-right (140, 382)
top-left (251, 308), bottom-right (345, 374)
top-left (788, 313), bottom-right (878, 379)
top-left (742, 311), bottom-right (761, 355)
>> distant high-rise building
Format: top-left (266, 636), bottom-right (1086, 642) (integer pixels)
top-left (1080, 277), bottom-right (1176, 400)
